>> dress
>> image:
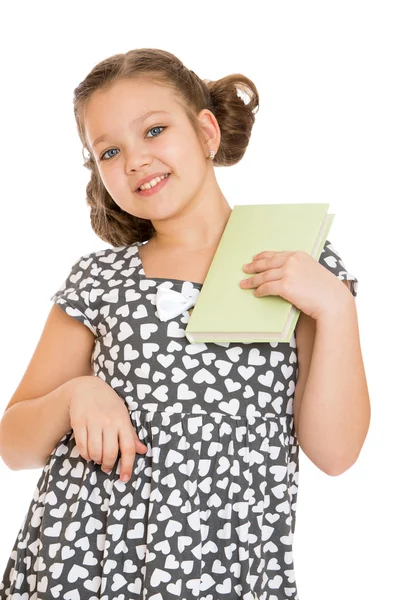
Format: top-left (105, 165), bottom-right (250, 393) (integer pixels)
top-left (0, 238), bottom-right (358, 600)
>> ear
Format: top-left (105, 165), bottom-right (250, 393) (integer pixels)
top-left (197, 109), bottom-right (220, 156)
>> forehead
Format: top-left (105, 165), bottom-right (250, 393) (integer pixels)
top-left (84, 79), bottom-right (183, 148)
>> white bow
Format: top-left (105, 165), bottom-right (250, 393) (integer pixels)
top-left (155, 285), bottom-right (200, 322)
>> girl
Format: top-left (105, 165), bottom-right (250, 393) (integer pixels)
top-left (0, 48), bottom-right (369, 600)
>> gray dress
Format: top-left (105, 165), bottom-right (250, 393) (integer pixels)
top-left (0, 239), bottom-right (358, 600)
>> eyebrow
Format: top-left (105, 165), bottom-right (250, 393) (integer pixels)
top-left (91, 110), bottom-right (171, 148)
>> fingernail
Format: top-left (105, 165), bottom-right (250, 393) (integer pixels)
top-left (121, 474), bottom-right (129, 482)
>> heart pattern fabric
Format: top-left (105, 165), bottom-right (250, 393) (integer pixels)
top-left (0, 239), bottom-right (358, 600)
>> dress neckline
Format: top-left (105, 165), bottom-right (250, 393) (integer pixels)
top-left (135, 240), bottom-right (204, 289)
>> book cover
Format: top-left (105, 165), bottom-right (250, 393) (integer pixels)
top-left (185, 203), bottom-right (334, 344)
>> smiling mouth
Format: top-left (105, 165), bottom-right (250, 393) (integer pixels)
top-left (136, 173), bottom-right (170, 192)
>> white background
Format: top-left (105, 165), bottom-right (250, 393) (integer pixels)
top-left (0, 1), bottom-right (398, 599)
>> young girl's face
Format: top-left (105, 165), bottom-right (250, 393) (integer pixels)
top-left (83, 78), bottom-right (217, 224)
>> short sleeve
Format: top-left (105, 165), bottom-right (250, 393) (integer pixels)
top-left (318, 239), bottom-right (358, 297)
top-left (50, 253), bottom-right (100, 336)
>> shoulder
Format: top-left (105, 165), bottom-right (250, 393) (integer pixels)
top-left (317, 239), bottom-right (358, 297)
top-left (70, 243), bottom-right (139, 275)
top-left (51, 243), bottom-right (139, 304)
top-left (75, 243), bottom-right (132, 263)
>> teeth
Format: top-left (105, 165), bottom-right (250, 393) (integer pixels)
top-left (139, 173), bottom-right (169, 191)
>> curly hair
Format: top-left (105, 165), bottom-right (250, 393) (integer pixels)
top-left (73, 48), bottom-right (259, 247)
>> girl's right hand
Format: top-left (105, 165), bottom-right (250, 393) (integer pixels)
top-left (68, 376), bottom-right (147, 482)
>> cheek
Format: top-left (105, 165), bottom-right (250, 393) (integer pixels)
top-left (167, 133), bottom-right (200, 165)
top-left (98, 172), bottom-right (129, 209)
top-left (176, 146), bottom-right (206, 179)
top-left (100, 168), bottom-right (126, 194)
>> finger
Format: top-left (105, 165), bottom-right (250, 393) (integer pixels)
top-left (252, 250), bottom-right (277, 260)
top-left (87, 423), bottom-right (104, 465)
top-left (241, 267), bottom-right (283, 291)
top-left (252, 250), bottom-right (292, 260)
top-left (101, 427), bottom-right (119, 474)
top-left (74, 424), bottom-right (89, 461)
top-left (240, 271), bottom-right (268, 289)
top-left (254, 276), bottom-right (284, 297)
top-left (244, 255), bottom-right (282, 273)
top-left (71, 423), bottom-right (91, 461)
top-left (118, 429), bottom-right (138, 482)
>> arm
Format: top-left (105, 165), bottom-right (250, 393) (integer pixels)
top-left (0, 302), bottom-right (96, 471)
top-left (0, 377), bottom-right (80, 470)
top-left (296, 291), bottom-right (370, 476)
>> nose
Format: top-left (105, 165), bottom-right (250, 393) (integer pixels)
top-left (124, 144), bottom-right (152, 174)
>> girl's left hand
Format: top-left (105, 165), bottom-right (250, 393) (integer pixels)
top-left (240, 250), bottom-right (352, 321)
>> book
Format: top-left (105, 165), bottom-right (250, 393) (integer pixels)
top-left (185, 203), bottom-right (334, 344)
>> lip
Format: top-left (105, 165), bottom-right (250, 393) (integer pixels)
top-left (136, 173), bottom-right (171, 197)
top-left (135, 172), bottom-right (170, 191)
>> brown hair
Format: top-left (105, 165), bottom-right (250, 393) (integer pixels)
top-left (73, 48), bottom-right (259, 247)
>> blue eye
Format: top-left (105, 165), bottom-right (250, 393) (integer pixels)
top-left (100, 148), bottom-right (119, 161)
top-left (100, 125), bottom-right (166, 161)
top-left (146, 126), bottom-right (165, 138)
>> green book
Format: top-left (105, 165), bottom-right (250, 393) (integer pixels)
top-left (185, 203), bottom-right (334, 344)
